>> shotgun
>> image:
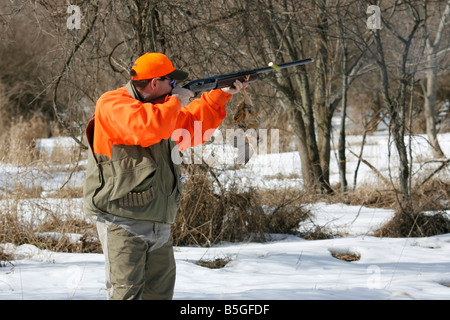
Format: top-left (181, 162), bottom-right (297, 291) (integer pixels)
top-left (182, 58), bottom-right (314, 94)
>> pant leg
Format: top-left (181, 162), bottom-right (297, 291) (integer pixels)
top-left (142, 240), bottom-right (176, 300)
top-left (96, 220), bottom-right (148, 300)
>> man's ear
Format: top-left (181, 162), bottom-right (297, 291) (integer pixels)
top-left (149, 78), bottom-right (158, 88)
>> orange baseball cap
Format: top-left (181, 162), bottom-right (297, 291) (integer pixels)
top-left (130, 52), bottom-right (188, 81)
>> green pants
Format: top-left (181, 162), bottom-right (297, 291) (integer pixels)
top-left (96, 220), bottom-right (176, 300)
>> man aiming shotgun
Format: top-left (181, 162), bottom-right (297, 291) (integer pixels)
top-left (83, 52), bottom-right (313, 300)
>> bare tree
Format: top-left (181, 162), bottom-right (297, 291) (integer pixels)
top-left (371, 1), bottom-right (424, 208)
top-left (420, 0), bottom-right (449, 158)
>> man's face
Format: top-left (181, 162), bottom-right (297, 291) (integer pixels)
top-left (140, 77), bottom-right (175, 101)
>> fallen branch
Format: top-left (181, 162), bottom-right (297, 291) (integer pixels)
top-left (348, 149), bottom-right (390, 185)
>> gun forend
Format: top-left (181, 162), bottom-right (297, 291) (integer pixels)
top-left (183, 73), bottom-right (259, 93)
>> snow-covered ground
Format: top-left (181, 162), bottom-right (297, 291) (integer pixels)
top-left (0, 131), bottom-right (449, 300)
top-left (1, 217), bottom-right (450, 300)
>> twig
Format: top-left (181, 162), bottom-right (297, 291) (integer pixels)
top-left (60, 146), bottom-right (83, 190)
top-left (420, 158), bottom-right (450, 186)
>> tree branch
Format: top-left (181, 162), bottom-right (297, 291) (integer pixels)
top-left (52, 4), bottom-right (99, 149)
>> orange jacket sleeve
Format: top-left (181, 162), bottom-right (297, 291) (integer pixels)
top-left (93, 86), bottom-right (231, 157)
top-left (174, 89), bottom-right (231, 150)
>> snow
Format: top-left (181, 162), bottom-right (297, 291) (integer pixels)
top-left (2, 232), bottom-right (450, 300)
top-left (0, 132), bottom-right (449, 300)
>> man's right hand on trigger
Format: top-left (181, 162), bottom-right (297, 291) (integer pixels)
top-left (172, 87), bottom-right (195, 107)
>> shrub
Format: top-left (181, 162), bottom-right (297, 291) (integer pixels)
top-left (172, 164), bottom-right (308, 246)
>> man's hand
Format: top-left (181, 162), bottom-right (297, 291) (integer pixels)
top-left (172, 86), bottom-right (195, 107)
top-left (221, 80), bottom-right (248, 95)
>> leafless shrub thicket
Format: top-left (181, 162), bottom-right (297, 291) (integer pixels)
top-left (172, 164), bottom-right (310, 246)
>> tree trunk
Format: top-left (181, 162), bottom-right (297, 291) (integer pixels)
top-left (292, 108), bottom-right (316, 188)
top-left (423, 52), bottom-right (446, 158)
top-left (338, 42), bottom-right (349, 193)
top-left (298, 68), bottom-right (332, 193)
top-left (421, 1), bottom-right (450, 159)
top-left (313, 0), bottom-right (332, 190)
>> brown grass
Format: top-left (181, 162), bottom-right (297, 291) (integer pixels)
top-left (331, 252), bottom-right (361, 262)
top-left (47, 186), bottom-right (84, 199)
top-left (370, 179), bottom-right (450, 238)
top-left (196, 257), bottom-right (231, 269)
top-left (0, 247), bottom-right (13, 267)
top-left (0, 208), bottom-right (101, 254)
top-left (374, 210), bottom-right (450, 238)
top-left (0, 116), bottom-right (49, 165)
